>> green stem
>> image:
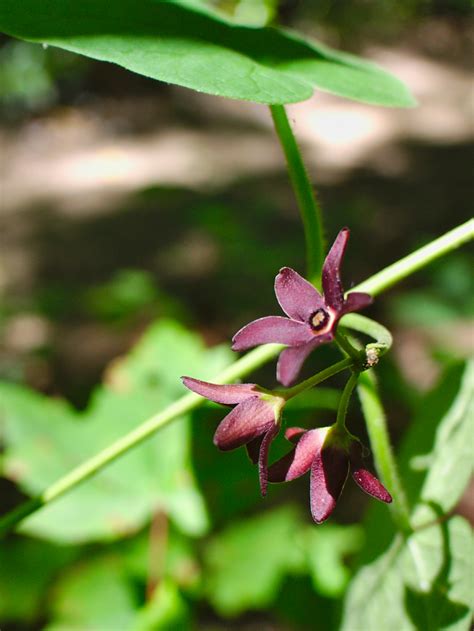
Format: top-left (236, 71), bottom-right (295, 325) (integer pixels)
top-left (335, 372), bottom-right (359, 431)
top-left (0, 220), bottom-right (471, 535)
top-left (354, 218), bottom-right (474, 297)
top-left (270, 104), bottom-right (324, 285)
top-left (357, 370), bottom-right (412, 533)
top-left (335, 331), bottom-right (361, 362)
top-left (0, 343), bottom-right (283, 536)
top-left (340, 313), bottom-right (393, 368)
top-left (280, 356), bottom-right (354, 400)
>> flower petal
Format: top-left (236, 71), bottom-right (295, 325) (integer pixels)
top-left (284, 427), bottom-right (306, 443)
top-left (276, 335), bottom-right (332, 386)
top-left (182, 377), bottom-right (257, 405)
top-left (310, 446), bottom-right (349, 524)
top-left (341, 292), bottom-right (373, 315)
top-left (258, 424), bottom-right (280, 497)
top-left (352, 468), bottom-right (392, 503)
top-left (232, 316), bottom-right (313, 351)
top-left (213, 397), bottom-right (275, 451)
top-left (275, 267), bottom-right (325, 322)
top-left (268, 428), bottom-right (324, 482)
top-left (322, 228), bottom-right (349, 311)
top-left (350, 443), bottom-right (392, 503)
top-left (245, 435), bottom-right (262, 465)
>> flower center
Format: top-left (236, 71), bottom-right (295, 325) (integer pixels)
top-left (309, 308), bottom-right (330, 332)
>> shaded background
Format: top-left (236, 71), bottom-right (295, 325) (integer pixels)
top-left (0, 1), bottom-right (473, 629)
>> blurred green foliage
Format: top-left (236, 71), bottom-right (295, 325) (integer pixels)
top-left (0, 1), bottom-right (472, 630)
top-left (0, 39), bottom-right (85, 114)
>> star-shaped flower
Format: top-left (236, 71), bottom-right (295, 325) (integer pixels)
top-left (181, 377), bottom-right (285, 496)
top-left (232, 228), bottom-right (372, 386)
top-left (268, 426), bottom-right (392, 523)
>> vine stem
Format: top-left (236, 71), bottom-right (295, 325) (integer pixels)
top-left (357, 370), bottom-right (412, 533)
top-left (0, 343), bottom-right (282, 536)
top-left (270, 104), bottom-right (325, 285)
top-left (355, 218), bottom-right (474, 297)
top-left (0, 222), bottom-right (472, 535)
top-left (335, 372), bottom-right (359, 431)
top-left (280, 357), bottom-right (353, 400)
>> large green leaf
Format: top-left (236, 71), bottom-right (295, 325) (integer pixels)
top-left (0, 320), bottom-right (232, 543)
top-left (0, 0), bottom-right (415, 107)
top-left (342, 516), bottom-right (473, 631)
top-left (342, 361), bottom-right (474, 630)
top-left (408, 360), bottom-right (474, 525)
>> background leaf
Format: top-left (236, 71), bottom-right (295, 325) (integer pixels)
top-left (303, 524), bottom-right (363, 598)
top-left (0, 537), bottom-right (74, 624)
top-left (203, 505), bottom-right (304, 615)
top-left (409, 360), bottom-right (473, 525)
top-left (132, 579), bottom-right (190, 631)
top-left (360, 360), bottom-right (474, 559)
top-left (342, 516), bottom-right (473, 631)
top-left (0, 0), bottom-right (415, 106)
top-left (342, 360), bottom-right (474, 631)
top-left (202, 504), bottom-right (364, 616)
top-left (0, 320), bottom-right (232, 543)
top-left (44, 556), bottom-right (138, 631)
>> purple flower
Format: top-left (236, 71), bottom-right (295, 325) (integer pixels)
top-left (268, 426), bottom-right (392, 523)
top-left (181, 377), bottom-right (284, 496)
top-left (232, 228), bottom-right (372, 386)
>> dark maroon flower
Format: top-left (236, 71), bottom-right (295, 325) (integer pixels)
top-left (232, 228), bottom-right (372, 386)
top-left (181, 377), bottom-right (284, 496)
top-left (268, 426), bottom-right (392, 523)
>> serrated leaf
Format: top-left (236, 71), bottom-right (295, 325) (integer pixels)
top-left (203, 505), bottom-right (305, 615)
top-left (0, 0), bottom-right (415, 107)
top-left (342, 516), bottom-right (473, 631)
top-left (0, 320), bottom-right (232, 543)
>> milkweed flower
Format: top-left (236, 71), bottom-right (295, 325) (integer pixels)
top-left (232, 228), bottom-right (372, 386)
top-left (181, 377), bottom-right (285, 496)
top-left (268, 426), bottom-right (392, 523)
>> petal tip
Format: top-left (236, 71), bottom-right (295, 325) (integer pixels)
top-left (284, 427), bottom-right (306, 442)
top-left (310, 503), bottom-right (335, 524)
top-left (181, 376), bottom-right (197, 390)
top-left (352, 469), bottom-right (393, 504)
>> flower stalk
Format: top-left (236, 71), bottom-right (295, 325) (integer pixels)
top-left (357, 370), bottom-right (412, 533)
top-left (279, 357), bottom-right (353, 400)
top-left (269, 104), bottom-right (325, 285)
top-left (335, 372), bottom-right (359, 431)
top-left (354, 218), bottom-right (474, 297)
